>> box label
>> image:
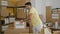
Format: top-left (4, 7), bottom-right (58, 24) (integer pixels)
top-left (1, 1), bottom-right (8, 6)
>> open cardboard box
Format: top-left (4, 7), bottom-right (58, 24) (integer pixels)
top-left (14, 20), bottom-right (26, 29)
top-left (4, 27), bottom-right (29, 34)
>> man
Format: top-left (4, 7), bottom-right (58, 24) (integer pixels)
top-left (25, 2), bottom-right (43, 34)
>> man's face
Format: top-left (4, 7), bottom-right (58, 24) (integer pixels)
top-left (25, 5), bottom-right (30, 9)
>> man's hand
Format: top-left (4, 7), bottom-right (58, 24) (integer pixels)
top-left (24, 13), bottom-right (32, 22)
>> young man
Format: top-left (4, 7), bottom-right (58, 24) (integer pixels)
top-left (25, 2), bottom-right (43, 34)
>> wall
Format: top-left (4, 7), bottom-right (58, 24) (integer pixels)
top-left (46, 0), bottom-right (60, 8)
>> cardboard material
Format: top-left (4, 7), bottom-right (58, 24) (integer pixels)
top-left (14, 20), bottom-right (26, 29)
top-left (17, 8), bottom-right (26, 18)
top-left (1, 7), bottom-right (9, 17)
top-left (51, 9), bottom-right (60, 24)
top-left (2, 25), bottom-right (8, 31)
top-left (8, 0), bottom-right (30, 6)
top-left (40, 28), bottom-right (44, 34)
top-left (8, 24), bottom-right (14, 29)
top-left (53, 31), bottom-right (60, 34)
top-left (9, 17), bottom-right (15, 23)
top-left (17, 0), bottom-right (26, 6)
top-left (46, 6), bottom-right (52, 23)
top-left (1, 1), bottom-right (8, 6)
top-left (5, 18), bottom-right (9, 24)
top-left (8, 1), bottom-right (15, 6)
top-left (4, 28), bottom-right (29, 34)
top-left (26, 0), bottom-right (30, 2)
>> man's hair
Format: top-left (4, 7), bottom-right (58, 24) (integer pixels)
top-left (25, 2), bottom-right (32, 6)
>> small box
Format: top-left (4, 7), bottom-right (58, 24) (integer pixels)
top-left (9, 17), bottom-right (15, 23)
top-left (1, 7), bottom-right (9, 17)
top-left (2, 25), bottom-right (8, 32)
top-left (5, 18), bottom-right (9, 24)
top-left (14, 20), bottom-right (26, 29)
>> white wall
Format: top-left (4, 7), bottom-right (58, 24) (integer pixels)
top-left (46, 0), bottom-right (60, 8)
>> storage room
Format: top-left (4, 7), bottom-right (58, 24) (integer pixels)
top-left (0, 0), bottom-right (60, 34)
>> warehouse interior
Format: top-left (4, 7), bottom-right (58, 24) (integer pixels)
top-left (0, 0), bottom-right (60, 34)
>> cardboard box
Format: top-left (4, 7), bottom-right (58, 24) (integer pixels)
top-left (53, 31), bottom-right (60, 34)
top-left (14, 20), bottom-right (26, 29)
top-left (1, 7), bottom-right (9, 17)
top-left (46, 6), bottom-right (52, 23)
top-left (26, 0), bottom-right (30, 2)
top-left (17, 0), bottom-right (26, 6)
top-left (1, 17), bottom-right (5, 20)
top-left (17, 0), bottom-right (30, 6)
top-left (40, 28), bottom-right (44, 34)
top-left (8, 1), bottom-right (15, 7)
top-left (8, 24), bottom-right (14, 29)
top-left (17, 8), bottom-right (26, 18)
top-left (0, 0), bottom-right (1, 6)
top-left (5, 18), bottom-right (9, 24)
top-left (1, 0), bottom-right (30, 6)
top-left (2, 25), bottom-right (8, 32)
top-left (9, 17), bottom-right (15, 23)
top-left (4, 28), bottom-right (29, 34)
top-left (1, 0), bottom-right (8, 6)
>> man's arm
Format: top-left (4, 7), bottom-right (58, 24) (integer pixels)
top-left (29, 13), bottom-right (33, 20)
top-left (25, 13), bottom-right (32, 21)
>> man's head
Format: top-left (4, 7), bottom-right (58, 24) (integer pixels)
top-left (25, 2), bottom-right (32, 9)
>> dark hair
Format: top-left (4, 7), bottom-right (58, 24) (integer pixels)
top-left (25, 2), bottom-right (32, 6)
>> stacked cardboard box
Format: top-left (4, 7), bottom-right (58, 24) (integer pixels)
top-left (2, 25), bottom-right (8, 32)
top-left (1, 7), bottom-right (9, 17)
top-left (0, 0), bottom-right (1, 7)
top-left (1, 0), bottom-right (8, 6)
top-left (7, 0), bottom-right (30, 7)
top-left (17, 0), bottom-right (26, 6)
top-left (4, 19), bottom-right (28, 34)
top-left (17, 8), bottom-right (26, 19)
top-left (46, 6), bottom-right (52, 23)
top-left (17, 0), bottom-right (30, 6)
top-left (7, 1), bottom-right (16, 7)
top-left (0, 0), bottom-right (31, 34)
